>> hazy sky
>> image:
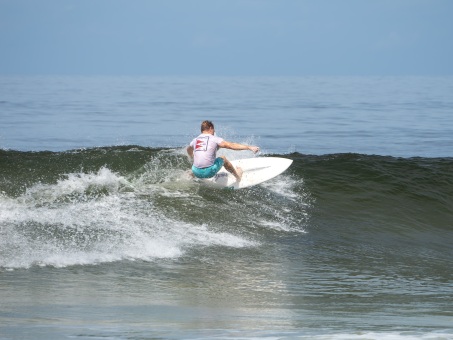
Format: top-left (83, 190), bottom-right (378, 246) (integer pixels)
top-left (1, 0), bottom-right (452, 76)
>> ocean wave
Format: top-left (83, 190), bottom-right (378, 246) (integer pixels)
top-left (1, 146), bottom-right (451, 269)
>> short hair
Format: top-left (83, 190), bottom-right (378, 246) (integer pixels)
top-left (201, 120), bottom-right (214, 132)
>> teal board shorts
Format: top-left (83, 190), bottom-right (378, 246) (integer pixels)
top-left (192, 157), bottom-right (224, 179)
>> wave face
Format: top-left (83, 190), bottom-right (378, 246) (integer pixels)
top-left (299, 152), bottom-right (453, 233)
top-left (1, 146), bottom-right (451, 269)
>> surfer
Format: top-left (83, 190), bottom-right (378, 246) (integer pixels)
top-left (187, 120), bottom-right (260, 182)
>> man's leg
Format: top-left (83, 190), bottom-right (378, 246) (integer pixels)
top-left (220, 156), bottom-right (243, 181)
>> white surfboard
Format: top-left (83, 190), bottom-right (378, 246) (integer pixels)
top-left (196, 157), bottom-right (293, 190)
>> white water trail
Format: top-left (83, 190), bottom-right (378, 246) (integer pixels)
top-left (0, 166), bottom-right (255, 269)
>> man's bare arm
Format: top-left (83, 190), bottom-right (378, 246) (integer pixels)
top-left (187, 145), bottom-right (194, 159)
top-left (218, 141), bottom-right (260, 153)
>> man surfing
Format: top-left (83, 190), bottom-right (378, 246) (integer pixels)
top-left (187, 121), bottom-right (260, 182)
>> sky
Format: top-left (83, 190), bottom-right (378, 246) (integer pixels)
top-left (0, 0), bottom-right (452, 76)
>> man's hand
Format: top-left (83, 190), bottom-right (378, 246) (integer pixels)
top-left (248, 146), bottom-right (260, 154)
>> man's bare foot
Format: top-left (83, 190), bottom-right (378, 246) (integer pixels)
top-left (235, 167), bottom-right (243, 182)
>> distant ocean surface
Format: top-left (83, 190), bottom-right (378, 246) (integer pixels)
top-left (1, 76), bottom-right (453, 339)
top-left (1, 75), bottom-right (453, 156)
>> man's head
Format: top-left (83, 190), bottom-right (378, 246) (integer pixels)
top-left (201, 120), bottom-right (215, 134)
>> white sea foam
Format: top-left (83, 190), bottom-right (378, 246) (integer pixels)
top-left (261, 174), bottom-right (300, 199)
top-left (19, 166), bottom-right (131, 206)
top-left (0, 167), bottom-right (256, 269)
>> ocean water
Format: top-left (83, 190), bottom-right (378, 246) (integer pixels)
top-left (1, 76), bottom-right (453, 156)
top-left (1, 76), bottom-right (453, 339)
